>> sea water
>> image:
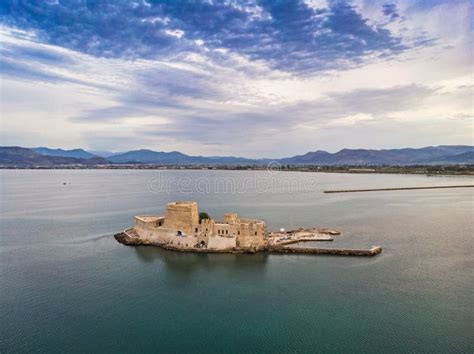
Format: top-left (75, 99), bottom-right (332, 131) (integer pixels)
top-left (1, 170), bottom-right (472, 353)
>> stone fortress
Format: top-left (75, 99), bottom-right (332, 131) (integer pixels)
top-left (132, 201), bottom-right (267, 252)
top-left (116, 201), bottom-right (382, 256)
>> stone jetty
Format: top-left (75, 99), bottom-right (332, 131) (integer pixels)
top-left (270, 245), bottom-right (382, 256)
top-left (324, 185), bottom-right (474, 193)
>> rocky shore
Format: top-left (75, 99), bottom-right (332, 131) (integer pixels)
top-left (114, 229), bottom-right (144, 246)
top-left (114, 228), bottom-right (382, 257)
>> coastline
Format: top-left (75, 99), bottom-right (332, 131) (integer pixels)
top-left (1, 165), bottom-right (473, 176)
top-left (114, 229), bottom-right (382, 257)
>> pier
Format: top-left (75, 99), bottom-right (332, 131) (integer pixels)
top-left (324, 185), bottom-right (474, 193)
top-left (270, 245), bottom-right (382, 256)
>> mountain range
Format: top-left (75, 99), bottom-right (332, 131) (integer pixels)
top-left (1, 145), bottom-right (473, 167)
top-left (0, 147), bottom-right (109, 167)
top-left (32, 147), bottom-right (97, 159)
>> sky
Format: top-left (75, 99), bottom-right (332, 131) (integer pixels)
top-left (0, 0), bottom-right (472, 158)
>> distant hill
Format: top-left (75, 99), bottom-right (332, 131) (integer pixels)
top-left (280, 150), bottom-right (334, 164)
top-left (0, 147), bottom-right (109, 167)
top-left (103, 145), bottom-right (474, 165)
top-left (106, 149), bottom-right (260, 165)
top-left (425, 151), bottom-right (474, 164)
top-left (1, 145), bottom-right (473, 166)
top-left (281, 146), bottom-right (474, 165)
top-left (108, 150), bottom-right (199, 164)
top-left (32, 147), bottom-right (97, 159)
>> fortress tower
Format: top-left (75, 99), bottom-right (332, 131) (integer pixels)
top-left (162, 201), bottom-right (199, 235)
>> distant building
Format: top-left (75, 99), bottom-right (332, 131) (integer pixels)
top-left (133, 201), bottom-right (267, 251)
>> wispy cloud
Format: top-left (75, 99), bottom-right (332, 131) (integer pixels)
top-left (382, 3), bottom-right (400, 21)
top-left (1, 0), bottom-right (428, 73)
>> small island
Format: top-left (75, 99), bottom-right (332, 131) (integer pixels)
top-left (115, 201), bottom-right (382, 256)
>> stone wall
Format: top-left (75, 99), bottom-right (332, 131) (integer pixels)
top-left (207, 235), bottom-right (236, 250)
top-left (201, 213), bottom-right (267, 251)
top-left (168, 235), bottom-right (197, 249)
top-left (134, 216), bottom-right (164, 230)
top-left (135, 228), bottom-right (169, 245)
top-left (236, 222), bottom-right (266, 250)
top-left (162, 201), bottom-right (199, 235)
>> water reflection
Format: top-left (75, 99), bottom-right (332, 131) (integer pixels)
top-left (133, 245), bottom-right (163, 263)
top-left (133, 245), bottom-right (269, 275)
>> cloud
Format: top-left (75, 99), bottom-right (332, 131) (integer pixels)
top-left (382, 4), bottom-right (400, 20)
top-left (326, 84), bottom-right (435, 116)
top-left (135, 84), bottom-right (437, 145)
top-left (1, 41), bottom-right (74, 65)
top-left (0, 26), bottom-right (226, 123)
top-left (0, 0), bottom-right (427, 73)
top-left (0, 55), bottom-right (111, 90)
top-left (0, 27), bottom-right (117, 90)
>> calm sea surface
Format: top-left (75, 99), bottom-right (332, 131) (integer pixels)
top-left (1, 170), bottom-right (473, 353)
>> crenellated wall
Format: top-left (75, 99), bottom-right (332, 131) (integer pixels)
top-left (236, 221), bottom-right (266, 250)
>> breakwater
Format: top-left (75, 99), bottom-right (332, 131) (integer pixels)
top-left (324, 185), bottom-right (474, 193)
top-left (271, 245), bottom-right (382, 256)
